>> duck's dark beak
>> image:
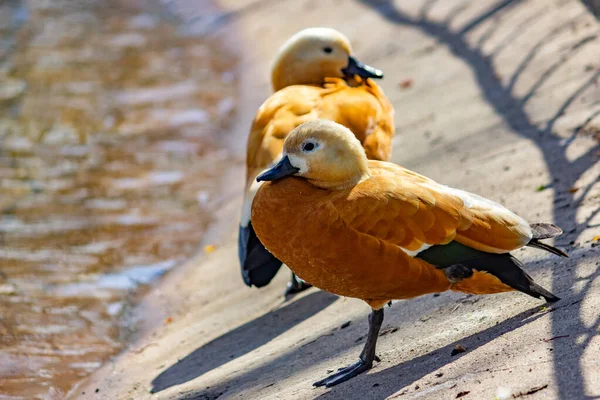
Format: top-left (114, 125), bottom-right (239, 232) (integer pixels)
top-left (257, 156), bottom-right (300, 182)
top-left (342, 56), bottom-right (383, 80)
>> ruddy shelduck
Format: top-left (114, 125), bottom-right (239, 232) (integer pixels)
top-left (252, 120), bottom-right (567, 387)
top-left (239, 28), bottom-right (395, 296)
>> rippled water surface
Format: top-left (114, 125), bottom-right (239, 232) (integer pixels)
top-left (0, 0), bottom-right (237, 397)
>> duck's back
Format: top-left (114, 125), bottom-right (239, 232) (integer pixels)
top-left (343, 161), bottom-right (533, 254)
top-left (245, 79), bottom-right (394, 184)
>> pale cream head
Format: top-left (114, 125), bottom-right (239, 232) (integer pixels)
top-left (283, 120), bottom-right (370, 190)
top-left (271, 28), bottom-right (352, 91)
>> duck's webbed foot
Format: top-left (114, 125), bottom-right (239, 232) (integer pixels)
top-left (313, 359), bottom-right (373, 387)
top-left (313, 308), bottom-right (384, 387)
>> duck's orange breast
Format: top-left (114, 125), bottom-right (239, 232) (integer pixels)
top-left (251, 177), bottom-right (451, 303)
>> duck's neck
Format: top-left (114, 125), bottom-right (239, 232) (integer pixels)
top-left (271, 68), bottom-right (323, 92)
top-left (271, 55), bottom-right (337, 91)
top-left (308, 171), bottom-right (370, 190)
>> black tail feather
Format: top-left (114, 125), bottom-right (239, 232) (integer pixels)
top-left (471, 254), bottom-right (560, 303)
top-left (527, 223), bottom-right (568, 258)
top-left (530, 223), bottom-right (563, 240)
top-left (527, 239), bottom-right (568, 258)
top-left (418, 241), bottom-right (560, 303)
top-left (527, 280), bottom-right (561, 303)
top-left (239, 223), bottom-right (283, 287)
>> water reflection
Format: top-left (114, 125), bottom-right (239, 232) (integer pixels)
top-left (0, 0), bottom-right (237, 397)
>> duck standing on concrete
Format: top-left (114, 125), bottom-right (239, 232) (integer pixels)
top-left (239, 28), bottom-right (395, 296)
top-left (251, 120), bottom-right (567, 387)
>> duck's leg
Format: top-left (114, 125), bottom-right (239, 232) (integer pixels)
top-left (313, 308), bottom-right (384, 387)
top-left (284, 272), bottom-right (312, 297)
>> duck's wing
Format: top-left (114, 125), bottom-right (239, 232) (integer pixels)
top-left (322, 78), bottom-right (395, 161)
top-left (335, 164), bottom-right (559, 301)
top-left (336, 162), bottom-right (533, 255)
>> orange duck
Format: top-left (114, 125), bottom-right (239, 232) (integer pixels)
top-left (252, 120), bottom-right (567, 387)
top-left (239, 28), bottom-right (395, 296)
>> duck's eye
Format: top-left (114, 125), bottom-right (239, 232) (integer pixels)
top-left (322, 47), bottom-right (333, 54)
top-left (302, 141), bottom-right (318, 152)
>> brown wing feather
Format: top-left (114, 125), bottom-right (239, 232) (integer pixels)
top-left (321, 78), bottom-right (394, 161)
top-left (334, 161), bottom-right (532, 254)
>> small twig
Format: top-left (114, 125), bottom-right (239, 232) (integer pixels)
top-left (300, 333), bottom-right (334, 348)
top-left (131, 343), bottom-right (159, 354)
top-left (512, 384), bottom-right (548, 398)
top-left (542, 335), bottom-right (570, 342)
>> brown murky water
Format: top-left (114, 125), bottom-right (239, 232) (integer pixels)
top-left (0, 0), bottom-right (237, 397)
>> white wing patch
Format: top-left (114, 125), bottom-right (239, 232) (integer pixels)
top-left (240, 179), bottom-right (264, 228)
top-left (435, 184), bottom-right (532, 240)
top-left (441, 186), bottom-right (493, 210)
top-left (240, 154), bottom-right (283, 228)
top-left (400, 243), bottom-right (432, 257)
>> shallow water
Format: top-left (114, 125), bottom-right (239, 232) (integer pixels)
top-left (0, 0), bottom-right (237, 397)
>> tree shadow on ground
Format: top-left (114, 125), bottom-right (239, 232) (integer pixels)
top-left (357, 0), bottom-right (599, 398)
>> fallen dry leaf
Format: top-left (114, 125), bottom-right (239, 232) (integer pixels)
top-left (165, 317), bottom-right (173, 324)
top-left (568, 187), bottom-right (579, 193)
top-left (399, 79), bottom-right (413, 89)
top-left (579, 124), bottom-right (600, 142)
top-left (592, 235), bottom-right (600, 242)
top-left (451, 344), bottom-right (466, 356)
top-left (204, 244), bottom-right (216, 253)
